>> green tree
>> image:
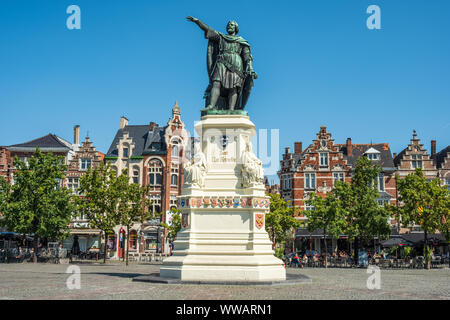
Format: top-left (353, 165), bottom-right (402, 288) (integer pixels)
top-left (76, 162), bottom-right (122, 263)
top-left (394, 168), bottom-right (449, 269)
top-left (0, 148), bottom-right (73, 262)
top-left (335, 156), bottom-right (391, 265)
top-left (161, 207), bottom-right (182, 243)
top-left (305, 191), bottom-right (347, 268)
top-left (117, 179), bottom-right (153, 266)
top-left (265, 193), bottom-right (299, 249)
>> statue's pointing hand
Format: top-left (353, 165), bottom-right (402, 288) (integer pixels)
top-left (186, 16), bottom-right (198, 23)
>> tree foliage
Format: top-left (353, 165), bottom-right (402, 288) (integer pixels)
top-left (265, 193), bottom-right (299, 248)
top-left (161, 207), bottom-right (182, 243)
top-left (117, 177), bottom-right (153, 265)
top-left (305, 190), bottom-right (347, 267)
top-left (76, 162), bottom-right (123, 263)
top-left (0, 148), bottom-right (74, 262)
top-left (393, 168), bottom-right (449, 268)
top-left (343, 156), bottom-right (391, 243)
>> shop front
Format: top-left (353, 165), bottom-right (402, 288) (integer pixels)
top-left (64, 229), bottom-right (101, 253)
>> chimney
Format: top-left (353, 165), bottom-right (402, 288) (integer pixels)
top-left (285, 147), bottom-right (290, 155)
top-left (346, 138), bottom-right (352, 156)
top-left (120, 116), bottom-right (128, 129)
top-left (149, 122), bottom-right (158, 131)
top-left (74, 125), bottom-right (80, 145)
top-left (393, 152), bottom-right (397, 158)
top-left (431, 140), bottom-right (436, 157)
top-left (294, 142), bottom-right (302, 154)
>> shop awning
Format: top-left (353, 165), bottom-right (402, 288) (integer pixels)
top-left (69, 229), bottom-right (102, 235)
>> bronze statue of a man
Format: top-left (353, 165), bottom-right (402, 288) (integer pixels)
top-left (187, 16), bottom-right (258, 111)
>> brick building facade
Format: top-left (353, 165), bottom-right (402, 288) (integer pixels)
top-left (431, 144), bottom-right (450, 190)
top-left (105, 102), bottom-right (188, 257)
top-left (393, 130), bottom-right (439, 180)
top-left (279, 126), bottom-right (397, 222)
top-left (0, 147), bottom-right (12, 183)
top-left (63, 127), bottom-right (105, 253)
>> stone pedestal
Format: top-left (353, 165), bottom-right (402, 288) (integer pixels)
top-left (160, 114), bottom-right (286, 282)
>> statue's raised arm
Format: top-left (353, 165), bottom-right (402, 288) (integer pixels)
top-left (186, 16), bottom-right (257, 114)
top-left (186, 16), bottom-right (211, 34)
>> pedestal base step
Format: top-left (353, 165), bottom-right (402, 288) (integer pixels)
top-left (132, 272), bottom-right (311, 286)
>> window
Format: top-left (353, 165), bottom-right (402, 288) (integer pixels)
top-left (412, 154), bottom-right (422, 169)
top-left (172, 144), bottom-right (179, 158)
top-left (367, 153), bottom-right (379, 160)
top-left (170, 195), bottom-right (177, 209)
top-left (305, 204), bottom-right (315, 211)
top-left (132, 168), bottom-right (139, 184)
top-left (446, 178), bottom-right (450, 191)
top-left (149, 194), bottom-right (161, 214)
top-left (19, 157), bottom-right (28, 166)
top-left (333, 172), bottom-right (345, 184)
top-left (123, 148), bottom-right (129, 158)
top-left (319, 153), bottom-right (328, 166)
top-left (378, 173), bottom-right (385, 191)
top-left (68, 178), bottom-right (79, 194)
top-left (321, 140), bottom-right (327, 148)
top-left (81, 159), bottom-right (92, 170)
top-left (148, 159), bottom-right (163, 186)
top-left (305, 173), bottom-right (316, 189)
top-left (377, 199), bottom-right (389, 206)
top-left (129, 230), bottom-right (137, 250)
top-left (171, 174), bottom-right (178, 186)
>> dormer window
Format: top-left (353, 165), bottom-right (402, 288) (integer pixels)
top-left (321, 140), bottom-right (327, 148)
top-left (365, 147), bottom-right (380, 161)
top-left (123, 147), bottom-right (129, 158)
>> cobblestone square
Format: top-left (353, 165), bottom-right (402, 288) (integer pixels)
top-left (0, 262), bottom-right (448, 300)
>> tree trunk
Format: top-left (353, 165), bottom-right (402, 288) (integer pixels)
top-left (354, 237), bottom-right (359, 267)
top-left (103, 230), bottom-right (107, 264)
top-left (424, 230), bottom-right (430, 270)
top-left (33, 235), bottom-right (39, 263)
top-left (126, 226), bottom-right (129, 266)
top-left (323, 232), bottom-right (328, 268)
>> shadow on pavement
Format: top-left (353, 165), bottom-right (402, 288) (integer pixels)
top-left (89, 272), bottom-right (147, 279)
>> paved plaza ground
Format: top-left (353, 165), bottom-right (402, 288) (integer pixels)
top-left (0, 262), bottom-right (448, 300)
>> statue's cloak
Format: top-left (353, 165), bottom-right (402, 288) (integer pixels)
top-left (205, 32), bottom-right (254, 110)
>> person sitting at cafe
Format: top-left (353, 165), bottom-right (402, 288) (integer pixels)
top-left (290, 253), bottom-right (298, 267)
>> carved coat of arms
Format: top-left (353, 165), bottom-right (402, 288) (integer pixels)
top-left (182, 213), bottom-right (189, 228)
top-left (255, 213), bottom-right (265, 229)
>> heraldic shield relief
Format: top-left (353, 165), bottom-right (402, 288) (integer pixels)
top-left (255, 213), bottom-right (265, 229)
top-left (182, 213), bottom-right (189, 228)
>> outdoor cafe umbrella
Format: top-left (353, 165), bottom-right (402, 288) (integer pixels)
top-left (381, 237), bottom-right (414, 248)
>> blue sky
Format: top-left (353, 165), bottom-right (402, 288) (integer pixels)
top-left (0, 0), bottom-right (449, 181)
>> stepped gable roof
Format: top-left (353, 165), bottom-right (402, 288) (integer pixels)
top-left (8, 134), bottom-right (71, 151)
top-left (338, 143), bottom-right (395, 169)
top-left (393, 147), bottom-right (407, 167)
top-left (106, 125), bottom-right (167, 157)
top-left (432, 145), bottom-right (450, 169)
